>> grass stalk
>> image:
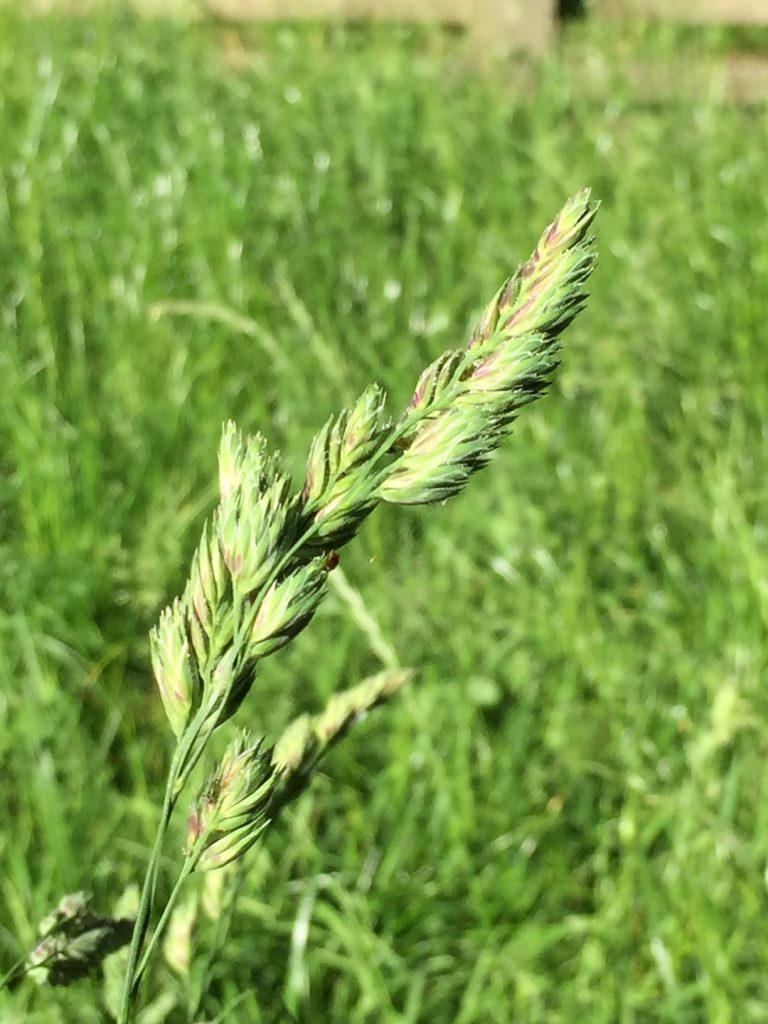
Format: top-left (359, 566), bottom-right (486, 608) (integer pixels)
top-left (118, 189), bottom-right (598, 1017)
top-left (117, 748), bottom-right (183, 1024)
top-left (8, 188), bottom-right (597, 1018)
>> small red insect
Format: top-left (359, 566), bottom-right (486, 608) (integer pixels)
top-left (326, 550), bottom-right (340, 571)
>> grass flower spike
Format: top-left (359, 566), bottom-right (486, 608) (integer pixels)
top-left (0, 192), bottom-right (596, 1022)
top-left (122, 191), bottom-right (596, 1022)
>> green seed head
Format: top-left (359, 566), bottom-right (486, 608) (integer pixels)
top-left (188, 732), bottom-right (278, 871)
top-left (150, 600), bottom-right (198, 736)
top-left (302, 384), bottom-right (388, 550)
top-left (247, 558), bottom-right (327, 659)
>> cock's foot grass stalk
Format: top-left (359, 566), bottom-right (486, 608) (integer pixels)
top-left (1, 193), bottom-right (597, 1021)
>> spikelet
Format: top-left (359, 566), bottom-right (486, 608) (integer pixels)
top-left (186, 733), bottom-right (278, 871)
top-left (272, 669), bottom-right (413, 798)
top-left (216, 429), bottom-right (295, 602)
top-left (246, 558), bottom-right (328, 659)
top-left (301, 384), bottom-right (388, 549)
top-left (150, 601), bottom-right (198, 736)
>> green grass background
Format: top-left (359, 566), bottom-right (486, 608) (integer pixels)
top-left (2, 9), bottom-right (768, 1022)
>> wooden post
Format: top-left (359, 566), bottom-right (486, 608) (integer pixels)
top-left (469, 0), bottom-right (556, 56)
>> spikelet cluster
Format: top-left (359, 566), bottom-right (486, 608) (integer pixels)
top-left (185, 733), bottom-right (277, 871)
top-left (182, 672), bottom-right (412, 873)
top-left (148, 192), bottom-right (597, 874)
top-left (380, 190), bottom-right (597, 504)
top-left (301, 384), bottom-right (389, 549)
top-left (150, 425), bottom-right (330, 735)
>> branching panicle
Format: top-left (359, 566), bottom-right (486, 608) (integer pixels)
top-left (147, 190), bottom-right (597, 746)
top-left (109, 193), bottom-right (597, 1022)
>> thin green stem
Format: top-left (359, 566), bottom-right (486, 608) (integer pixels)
top-left (118, 703), bottom-right (210, 1023)
top-left (133, 855), bottom-right (198, 988)
top-left (0, 951), bottom-right (44, 991)
top-left (174, 718), bottom-right (215, 797)
top-left (117, 747), bottom-right (182, 1024)
top-left (118, 693), bottom-right (224, 1024)
top-left (187, 861), bottom-right (247, 1019)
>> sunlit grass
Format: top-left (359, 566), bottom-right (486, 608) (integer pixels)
top-left (2, 10), bottom-right (768, 1022)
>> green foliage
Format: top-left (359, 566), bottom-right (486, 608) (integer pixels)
top-left (2, 10), bottom-right (768, 1024)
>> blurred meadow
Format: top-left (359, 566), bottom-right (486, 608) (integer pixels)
top-left (2, 5), bottom-right (768, 1022)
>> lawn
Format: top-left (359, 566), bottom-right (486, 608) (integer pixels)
top-left (1, 9), bottom-right (768, 1023)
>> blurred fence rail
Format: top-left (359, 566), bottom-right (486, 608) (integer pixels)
top-left (595, 0), bottom-right (768, 23)
top-left (591, 0), bottom-right (768, 104)
top-left (27, 0), bottom-right (768, 44)
top-left (29, 0), bottom-right (555, 52)
top-left (203, 0), bottom-right (556, 51)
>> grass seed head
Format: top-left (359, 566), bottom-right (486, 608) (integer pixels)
top-left (246, 558), bottom-right (328, 659)
top-left (188, 733), bottom-right (278, 872)
top-left (301, 384), bottom-right (388, 550)
top-left (28, 893), bottom-right (133, 988)
top-left (150, 600), bottom-right (198, 736)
